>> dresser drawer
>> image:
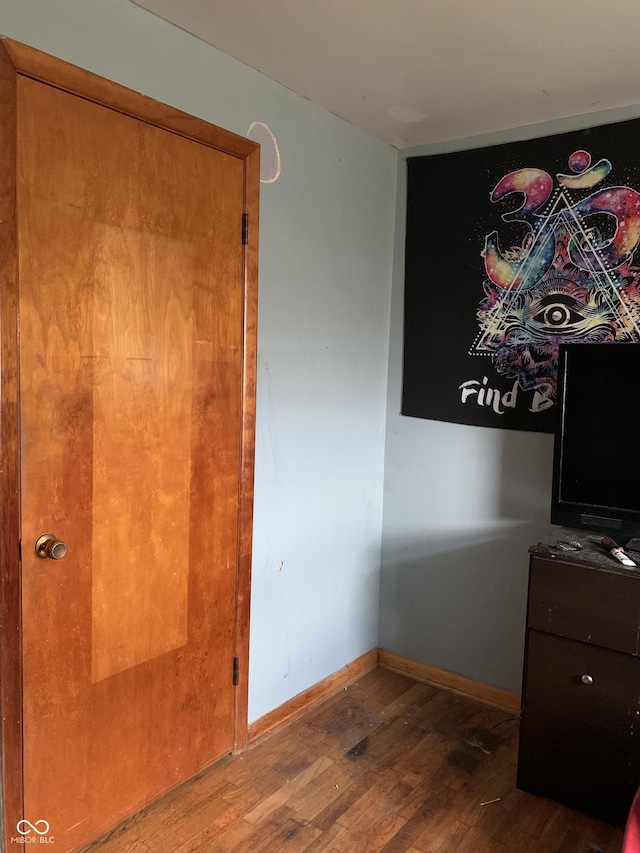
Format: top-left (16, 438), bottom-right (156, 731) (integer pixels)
top-left (528, 557), bottom-right (640, 654)
top-left (518, 696), bottom-right (638, 826)
top-left (524, 630), bottom-right (640, 718)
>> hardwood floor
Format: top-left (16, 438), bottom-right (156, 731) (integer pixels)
top-left (84, 668), bottom-right (624, 853)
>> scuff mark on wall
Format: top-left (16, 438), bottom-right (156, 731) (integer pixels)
top-left (247, 121), bottom-right (281, 183)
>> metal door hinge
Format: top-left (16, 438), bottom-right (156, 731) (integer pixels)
top-left (242, 213), bottom-right (249, 245)
top-left (233, 656), bottom-right (240, 686)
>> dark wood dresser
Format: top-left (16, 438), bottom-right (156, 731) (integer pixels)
top-left (517, 533), bottom-right (640, 826)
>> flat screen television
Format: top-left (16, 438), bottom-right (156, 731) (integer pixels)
top-left (551, 342), bottom-right (640, 547)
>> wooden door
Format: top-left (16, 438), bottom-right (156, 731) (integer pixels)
top-left (0, 41), bottom-right (258, 853)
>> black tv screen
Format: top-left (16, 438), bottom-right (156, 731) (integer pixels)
top-left (551, 343), bottom-right (640, 543)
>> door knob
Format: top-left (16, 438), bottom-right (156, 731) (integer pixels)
top-left (35, 534), bottom-right (67, 560)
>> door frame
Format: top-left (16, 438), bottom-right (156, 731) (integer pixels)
top-left (0, 38), bottom-right (259, 852)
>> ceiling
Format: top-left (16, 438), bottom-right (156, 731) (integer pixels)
top-left (132, 0), bottom-right (640, 149)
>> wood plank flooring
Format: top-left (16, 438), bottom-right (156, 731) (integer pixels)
top-left (84, 668), bottom-right (625, 853)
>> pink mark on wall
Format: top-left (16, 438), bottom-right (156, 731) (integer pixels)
top-left (248, 121), bottom-right (281, 183)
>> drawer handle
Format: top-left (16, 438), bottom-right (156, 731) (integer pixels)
top-left (581, 674), bottom-right (594, 685)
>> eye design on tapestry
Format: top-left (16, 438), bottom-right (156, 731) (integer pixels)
top-left (470, 150), bottom-right (640, 407)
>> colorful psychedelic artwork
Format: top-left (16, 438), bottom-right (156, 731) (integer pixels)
top-left (402, 119), bottom-right (640, 432)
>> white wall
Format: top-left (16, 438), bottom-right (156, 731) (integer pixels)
top-left (381, 109), bottom-right (640, 693)
top-left (1, 0), bottom-right (397, 722)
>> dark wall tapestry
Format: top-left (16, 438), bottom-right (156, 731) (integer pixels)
top-left (402, 119), bottom-right (640, 432)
